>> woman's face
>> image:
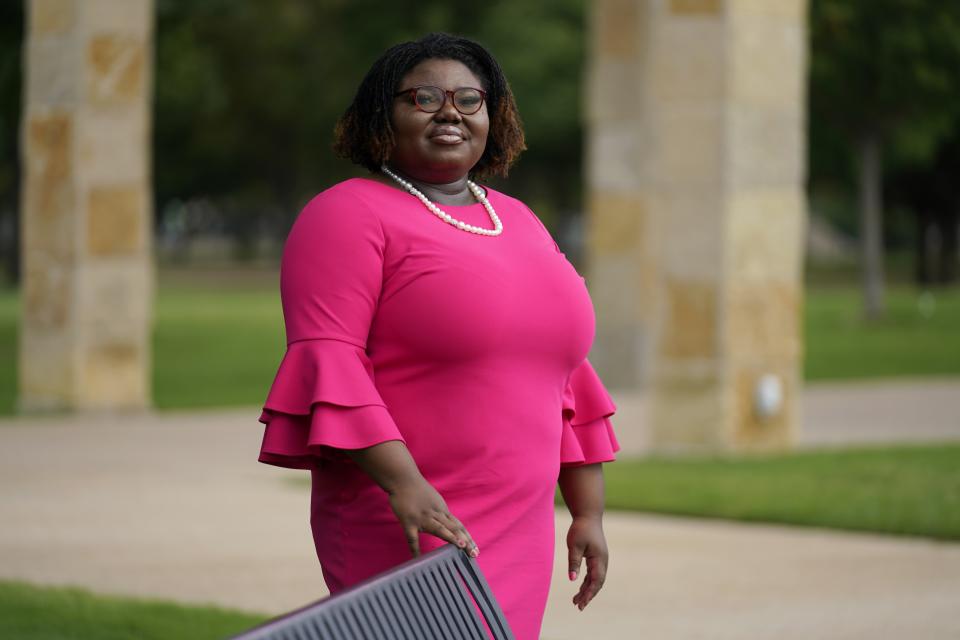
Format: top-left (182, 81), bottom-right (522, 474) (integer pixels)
top-left (387, 58), bottom-right (490, 184)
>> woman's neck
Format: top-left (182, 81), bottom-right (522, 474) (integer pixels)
top-left (381, 166), bottom-right (479, 206)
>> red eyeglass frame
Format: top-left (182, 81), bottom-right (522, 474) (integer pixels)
top-left (393, 85), bottom-right (488, 115)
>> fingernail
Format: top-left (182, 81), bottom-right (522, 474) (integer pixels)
top-left (458, 540), bottom-right (466, 548)
top-left (569, 571), bottom-right (577, 581)
top-left (471, 547), bottom-right (480, 558)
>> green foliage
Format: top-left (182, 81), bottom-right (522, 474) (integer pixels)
top-left (808, 0), bottom-right (960, 233)
top-left (807, 0), bottom-right (960, 260)
top-left (0, 1), bottom-right (22, 209)
top-left (811, 0), bottom-right (960, 132)
top-left (0, 2), bottom-right (23, 282)
top-left (3, 2), bottom-right (958, 264)
top-left (0, 580), bottom-right (267, 640)
top-left (154, 0), bottom-right (587, 229)
top-left (604, 443), bottom-right (960, 540)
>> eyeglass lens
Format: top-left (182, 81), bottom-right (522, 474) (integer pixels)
top-left (414, 87), bottom-right (484, 114)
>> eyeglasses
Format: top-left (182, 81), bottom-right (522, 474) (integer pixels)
top-left (394, 85), bottom-right (487, 115)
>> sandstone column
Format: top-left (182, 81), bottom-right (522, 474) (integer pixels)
top-left (19, 0), bottom-right (154, 412)
top-left (586, 0), bottom-right (807, 452)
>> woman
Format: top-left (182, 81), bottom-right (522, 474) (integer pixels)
top-left (257, 32), bottom-right (619, 639)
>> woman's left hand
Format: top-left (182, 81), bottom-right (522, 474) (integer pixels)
top-left (566, 515), bottom-right (608, 610)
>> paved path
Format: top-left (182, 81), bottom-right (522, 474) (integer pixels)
top-left (1, 380), bottom-right (958, 639)
top-left (609, 378), bottom-right (960, 454)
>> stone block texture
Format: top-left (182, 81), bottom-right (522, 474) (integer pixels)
top-left (19, 0), bottom-right (154, 412)
top-left (587, 0), bottom-right (807, 452)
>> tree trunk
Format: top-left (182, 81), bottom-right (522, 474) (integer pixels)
top-left (858, 132), bottom-right (885, 319)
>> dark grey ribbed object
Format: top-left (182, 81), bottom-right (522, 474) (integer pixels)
top-left (232, 544), bottom-right (514, 640)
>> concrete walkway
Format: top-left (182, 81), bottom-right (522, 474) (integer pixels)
top-left (1, 380), bottom-right (959, 639)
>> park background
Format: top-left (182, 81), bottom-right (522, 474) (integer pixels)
top-left (0, 0), bottom-right (959, 638)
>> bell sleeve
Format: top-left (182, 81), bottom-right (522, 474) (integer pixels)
top-left (559, 358), bottom-right (621, 467)
top-left (257, 188), bottom-right (404, 470)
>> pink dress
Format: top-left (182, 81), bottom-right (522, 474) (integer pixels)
top-left (257, 177), bottom-right (619, 639)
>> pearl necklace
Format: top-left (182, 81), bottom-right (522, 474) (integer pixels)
top-left (381, 165), bottom-right (503, 236)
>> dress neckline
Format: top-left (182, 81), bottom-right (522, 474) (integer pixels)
top-left (349, 176), bottom-right (491, 209)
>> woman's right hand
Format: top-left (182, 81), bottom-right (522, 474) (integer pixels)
top-left (345, 440), bottom-right (479, 559)
top-left (388, 477), bottom-right (479, 559)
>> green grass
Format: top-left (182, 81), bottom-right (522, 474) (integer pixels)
top-left (0, 288), bottom-right (16, 414)
top-left (603, 442), bottom-right (960, 540)
top-left (1, 276), bottom-right (959, 415)
top-left (0, 273), bottom-right (286, 414)
top-left (804, 287), bottom-right (960, 380)
top-left (0, 580), bottom-right (268, 640)
top-left (151, 286), bottom-right (284, 409)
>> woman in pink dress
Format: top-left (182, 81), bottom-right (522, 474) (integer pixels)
top-left (257, 33), bottom-right (619, 639)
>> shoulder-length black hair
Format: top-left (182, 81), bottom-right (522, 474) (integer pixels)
top-left (333, 32), bottom-right (526, 180)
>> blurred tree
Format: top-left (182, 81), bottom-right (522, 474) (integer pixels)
top-left (0, 1), bottom-right (23, 284)
top-left (887, 126), bottom-right (960, 285)
top-left (810, 0), bottom-right (960, 318)
top-left (154, 0), bottom-right (586, 257)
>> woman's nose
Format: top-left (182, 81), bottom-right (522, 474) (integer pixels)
top-left (433, 99), bottom-right (462, 122)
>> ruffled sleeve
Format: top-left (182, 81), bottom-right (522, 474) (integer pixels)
top-left (559, 358), bottom-right (620, 467)
top-left (257, 187), bottom-right (404, 470)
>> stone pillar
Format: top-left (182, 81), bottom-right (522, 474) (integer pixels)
top-left (19, 0), bottom-right (154, 412)
top-left (586, 0), bottom-right (807, 452)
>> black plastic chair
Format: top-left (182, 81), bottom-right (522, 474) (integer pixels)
top-left (231, 544), bottom-right (514, 640)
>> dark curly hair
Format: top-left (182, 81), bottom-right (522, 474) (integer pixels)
top-left (333, 33), bottom-right (526, 180)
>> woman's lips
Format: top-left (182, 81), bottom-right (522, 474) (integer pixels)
top-left (429, 127), bottom-right (465, 144)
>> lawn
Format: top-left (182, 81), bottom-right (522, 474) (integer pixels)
top-left (804, 286), bottom-right (960, 380)
top-left (151, 285), bottom-right (284, 409)
top-left (0, 288), bottom-right (15, 414)
top-left (602, 442), bottom-right (960, 541)
top-left (0, 269), bottom-right (286, 414)
top-left (0, 580), bottom-right (268, 640)
top-left (2, 279), bottom-right (959, 414)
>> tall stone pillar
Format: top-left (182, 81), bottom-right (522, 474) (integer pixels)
top-left (19, 0), bottom-right (154, 412)
top-left (586, 0), bottom-right (807, 452)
